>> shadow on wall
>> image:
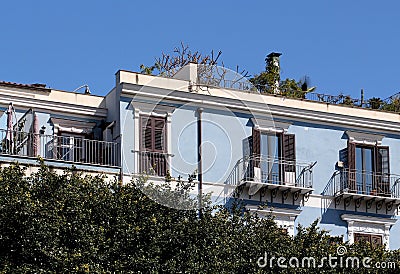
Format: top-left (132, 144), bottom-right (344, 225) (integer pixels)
top-left (320, 208), bottom-right (347, 226)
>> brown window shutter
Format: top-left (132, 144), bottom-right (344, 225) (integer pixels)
top-left (141, 116), bottom-right (153, 150)
top-left (347, 142), bottom-right (356, 192)
top-left (153, 118), bottom-right (166, 152)
top-left (354, 233), bottom-right (370, 243)
top-left (252, 128), bottom-right (260, 157)
top-left (140, 116), bottom-right (166, 152)
top-left (252, 128), bottom-right (260, 167)
top-left (347, 142), bottom-right (356, 170)
top-left (371, 235), bottom-right (383, 247)
top-left (139, 116), bottom-right (167, 176)
top-left (283, 134), bottom-right (296, 172)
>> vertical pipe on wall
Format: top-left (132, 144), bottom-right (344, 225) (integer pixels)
top-left (197, 107), bottom-right (203, 218)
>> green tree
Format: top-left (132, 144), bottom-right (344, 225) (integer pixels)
top-left (368, 97), bottom-right (383, 109)
top-left (0, 163), bottom-right (399, 273)
top-left (382, 97), bottom-right (400, 112)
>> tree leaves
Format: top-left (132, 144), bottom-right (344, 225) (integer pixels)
top-left (0, 163), bottom-right (398, 273)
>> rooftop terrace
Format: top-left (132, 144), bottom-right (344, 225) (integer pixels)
top-left (195, 66), bottom-right (400, 114)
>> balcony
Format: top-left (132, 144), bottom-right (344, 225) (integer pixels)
top-left (0, 129), bottom-right (119, 167)
top-left (325, 169), bottom-right (400, 214)
top-left (225, 156), bottom-right (316, 204)
top-left (136, 150), bottom-right (171, 177)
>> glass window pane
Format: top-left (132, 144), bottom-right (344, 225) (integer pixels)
top-left (260, 133), bottom-right (280, 183)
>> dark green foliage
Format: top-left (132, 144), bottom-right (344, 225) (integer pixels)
top-left (382, 97), bottom-right (400, 112)
top-left (0, 163), bottom-right (398, 273)
top-left (368, 97), bottom-right (383, 109)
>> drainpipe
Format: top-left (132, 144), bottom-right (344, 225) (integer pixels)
top-left (197, 107), bottom-right (203, 218)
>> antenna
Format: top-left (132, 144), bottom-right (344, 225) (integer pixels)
top-left (73, 84), bottom-right (91, 94)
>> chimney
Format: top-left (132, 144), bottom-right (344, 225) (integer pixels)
top-left (266, 52), bottom-right (282, 94)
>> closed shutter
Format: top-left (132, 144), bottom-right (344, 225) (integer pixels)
top-left (371, 235), bottom-right (383, 247)
top-left (140, 116), bottom-right (167, 176)
top-left (252, 128), bottom-right (260, 157)
top-left (347, 142), bottom-right (356, 192)
top-left (347, 142), bottom-right (356, 170)
top-left (154, 118), bottom-right (166, 152)
top-left (283, 134), bottom-right (296, 172)
top-left (354, 233), bottom-right (371, 243)
top-left (355, 233), bottom-right (382, 246)
top-left (141, 116), bottom-right (166, 152)
top-left (252, 128), bottom-right (260, 168)
top-left (376, 146), bottom-right (390, 196)
top-left (141, 117), bottom-right (153, 150)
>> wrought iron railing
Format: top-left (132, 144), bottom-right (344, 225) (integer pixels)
top-left (325, 169), bottom-right (400, 198)
top-left (196, 65), bottom-right (256, 92)
top-left (134, 150), bottom-right (172, 177)
top-left (225, 155), bottom-right (316, 188)
top-left (194, 66), bottom-right (400, 113)
top-left (304, 92), bottom-right (361, 105)
top-left (0, 129), bottom-right (119, 167)
top-left (198, 78), bottom-right (256, 91)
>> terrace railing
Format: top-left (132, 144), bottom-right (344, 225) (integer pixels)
top-left (0, 129), bottom-right (119, 167)
top-left (225, 155), bottom-right (316, 189)
top-left (194, 66), bottom-right (400, 113)
top-left (135, 150), bottom-right (172, 177)
top-left (326, 169), bottom-right (400, 198)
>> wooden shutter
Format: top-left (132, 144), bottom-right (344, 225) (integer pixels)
top-left (347, 142), bottom-right (356, 192)
top-left (347, 142), bottom-right (356, 170)
top-left (371, 235), bottom-right (383, 247)
top-left (283, 134), bottom-right (296, 172)
top-left (252, 128), bottom-right (260, 157)
top-left (140, 116), bottom-right (166, 152)
top-left (153, 118), bottom-right (166, 152)
top-left (252, 128), bottom-right (260, 168)
top-left (354, 233), bottom-right (370, 243)
top-left (141, 116), bottom-right (152, 150)
top-left (140, 116), bottom-right (167, 176)
top-left (376, 146), bottom-right (390, 196)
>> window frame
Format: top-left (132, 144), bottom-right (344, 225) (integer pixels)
top-left (251, 128), bottom-right (296, 184)
top-left (140, 115), bottom-right (167, 153)
top-left (347, 141), bottom-right (390, 196)
top-left (252, 129), bottom-right (296, 162)
top-left (354, 233), bottom-right (383, 247)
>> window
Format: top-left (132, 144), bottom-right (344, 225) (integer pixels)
top-left (341, 214), bottom-right (395, 248)
top-left (252, 128), bottom-right (296, 185)
top-left (347, 142), bottom-right (390, 196)
top-left (141, 116), bottom-right (166, 152)
top-left (354, 233), bottom-right (382, 247)
top-left (355, 146), bottom-right (374, 194)
top-left (139, 116), bottom-right (167, 176)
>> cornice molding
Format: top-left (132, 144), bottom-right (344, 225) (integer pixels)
top-left (0, 93), bottom-right (107, 119)
top-left (121, 84), bottom-right (400, 135)
top-left (341, 214), bottom-right (397, 225)
top-left (246, 205), bottom-right (302, 217)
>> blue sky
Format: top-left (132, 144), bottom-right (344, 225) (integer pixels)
top-left (1, 1), bottom-right (399, 100)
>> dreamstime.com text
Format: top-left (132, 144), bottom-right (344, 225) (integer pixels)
top-left (257, 246), bottom-right (397, 269)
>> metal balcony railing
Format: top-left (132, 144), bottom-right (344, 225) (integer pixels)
top-left (327, 169), bottom-right (400, 198)
top-left (225, 155), bottom-right (316, 188)
top-left (135, 150), bottom-right (172, 177)
top-left (0, 129), bottom-right (119, 167)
